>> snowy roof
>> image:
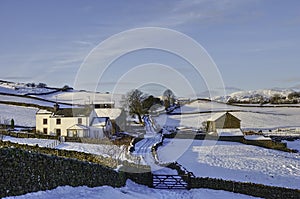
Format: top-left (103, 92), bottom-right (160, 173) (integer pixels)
top-left (244, 135), bottom-right (272, 141)
top-left (216, 128), bottom-right (244, 137)
top-left (207, 112), bottom-right (240, 122)
top-left (95, 108), bottom-right (122, 120)
top-left (91, 117), bottom-right (108, 127)
top-left (207, 112), bottom-right (226, 121)
top-left (94, 101), bottom-right (115, 104)
top-left (36, 109), bottom-right (52, 114)
top-left (53, 107), bottom-right (93, 117)
top-left (67, 124), bottom-right (89, 130)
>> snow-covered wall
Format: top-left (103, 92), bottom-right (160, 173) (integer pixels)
top-left (0, 142), bottom-right (153, 198)
top-left (0, 147), bottom-right (124, 198)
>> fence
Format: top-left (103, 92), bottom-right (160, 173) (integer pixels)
top-left (45, 140), bottom-right (61, 148)
top-left (153, 174), bottom-right (189, 189)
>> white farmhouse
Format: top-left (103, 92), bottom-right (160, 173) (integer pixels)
top-left (36, 104), bottom-right (114, 138)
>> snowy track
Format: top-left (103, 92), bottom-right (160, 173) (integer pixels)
top-left (132, 116), bottom-right (175, 174)
top-left (134, 136), bottom-right (161, 154)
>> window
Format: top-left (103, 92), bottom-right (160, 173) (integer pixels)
top-left (56, 129), bottom-right (61, 136)
top-left (78, 118), bottom-right (82, 124)
top-left (56, 118), bottom-right (61, 125)
top-left (67, 130), bottom-right (73, 137)
top-left (43, 128), bottom-right (47, 134)
top-left (43, 118), bottom-right (47, 125)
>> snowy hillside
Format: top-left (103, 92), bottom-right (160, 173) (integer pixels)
top-left (0, 81), bottom-right (124, 108)
top-left (0, 80), bottom-right (57, 95)
top-left (231, 89), bottom-right (293, 99)
top-left (0, 80), bottom-right (125, 127)
top-left (42, 91), bottom-right (125, 108)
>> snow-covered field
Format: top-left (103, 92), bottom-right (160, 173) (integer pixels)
top-left (0, 81), bottom-right (56, 95)
top-left (155, 100), bottom-right (300, 130)
top-left (283, 139), bottom-right (300, 152)
top-left (231, 110), bottom-right (300, 129)
top-left (154, 112), bottom-right (211, 129)
top-left (40, 91), bottom-right (125, 107)
top-left (173, 100), bottom-right (239, 113)
top-left (157, 139), bottom-right (300, 189)
top-left (0, 104), bottom-right (37, 126)
top-left (4, 180), bottom-right (260, 199)
top-left (0, 94), bottom-right (59, 107)
top-left (2, 136), bottom-right (141, 164)
top-left (56, 142), bottom-right (141, 164)
top-left (3, 136), bottom-right (57, 147)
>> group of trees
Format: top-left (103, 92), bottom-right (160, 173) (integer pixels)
top-left (25, 82), bottom-right (47, 88)
top-left (269, 93), bottom-right (300, 104)
top-left (227, 92), bottom-right (300, 105)
top-left (124, 89), bottom-right (176, 123)
top-left (61, 85), bottom-right (73, 91)
top-left (227, 95), bottom-right (267, 105)
top-left (288, 92), bottom-right (300, 100)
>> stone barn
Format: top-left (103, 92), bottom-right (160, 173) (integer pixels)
top-left (206, 112), bottom-right (241, 132)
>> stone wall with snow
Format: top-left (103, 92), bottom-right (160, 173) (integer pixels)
top-left (0, 142), bottom-right (153, 198)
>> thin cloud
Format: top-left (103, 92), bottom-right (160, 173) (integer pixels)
top-left (147, 0), bottom-right (261, 27)
top-left (72, 40), bottom-right (95, 47)
top-left (279, 77), bottom-right (300, 83)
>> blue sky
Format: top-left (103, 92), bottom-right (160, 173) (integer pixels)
top-left (0, 0), bottom-right (299, 97)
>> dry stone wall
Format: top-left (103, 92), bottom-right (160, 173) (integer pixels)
top-left (0, 141), bottom-right (153, 198)
top-left (0, 147), bottom-right (125, 198)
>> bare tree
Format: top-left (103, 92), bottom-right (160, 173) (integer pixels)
top-left (0, 117), bottom-right (9, 130)
top-left (124, 89), bottom-right (147, 123)
top-left (163, 89), bottom-right (175, 109)
top-left (0, 117), bottom-right (9, 140)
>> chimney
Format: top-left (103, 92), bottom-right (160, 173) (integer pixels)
top-left (53, 103), bottom-right (60, 112)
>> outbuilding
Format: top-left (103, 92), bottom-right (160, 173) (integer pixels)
top-left (207, 112), bottom-right (241, 132)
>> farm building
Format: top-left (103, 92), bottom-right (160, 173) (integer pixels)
top-left (94, 108), bottom-right (126, 134)
top-left (206, 112), bottom-right (241, 132)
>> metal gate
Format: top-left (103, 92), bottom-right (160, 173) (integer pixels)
top-left (153, 175), bottom-right (190, 189)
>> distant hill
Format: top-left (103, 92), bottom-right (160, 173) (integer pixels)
top-left (2, 79), bottom-right (300, 106)
top-left (0, 80), bottom-right (62, 95)
top-left (214, 89), bottom-right (300, 104)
